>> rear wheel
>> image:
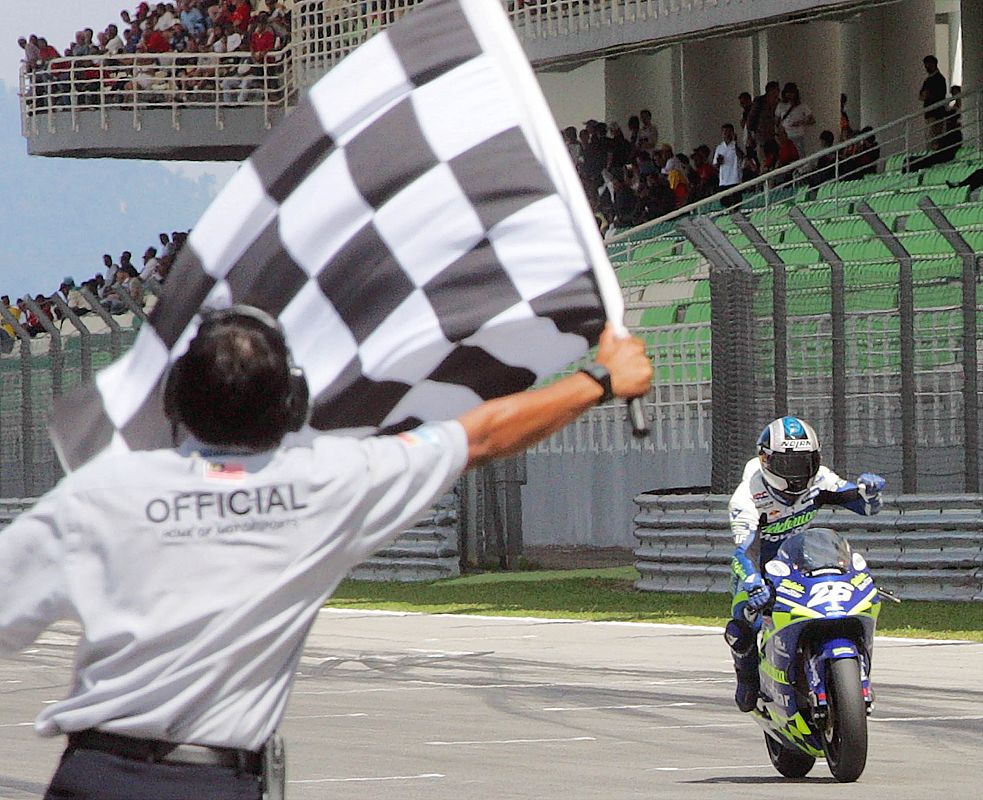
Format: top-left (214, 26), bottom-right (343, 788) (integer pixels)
top-left (821, 658), bottom-right (868, 782)
top-left (764, 732), bottom-right (816, 778)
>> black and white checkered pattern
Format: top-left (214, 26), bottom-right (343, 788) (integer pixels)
top-left (50, 0), bottom-right (624, 471)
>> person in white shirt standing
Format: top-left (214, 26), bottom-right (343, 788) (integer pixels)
top-left (713, 123), bottom-right (744, 208)
top-left (774, 82), bottom-right (815, 161)
top-left (0, 305), bottom-right (652, 800)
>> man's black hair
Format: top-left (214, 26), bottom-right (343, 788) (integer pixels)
top-left (167, 314), bottom-right (295, 451)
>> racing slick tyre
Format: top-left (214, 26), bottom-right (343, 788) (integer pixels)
top-left (764, 732), bottom-right (816, 778)
top-left (821, 657), bottom-right (868, 782)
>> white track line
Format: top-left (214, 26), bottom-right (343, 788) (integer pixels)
top-left (427, 736), bottom-right (596, 746)
top-left (543, 702), bottom-right (696, 712)
top-left (649, 764), bottom-right (773, 772)
top-left (290, 773), bottom-right (444, 784)
top-left (870, 714), bottom-right (983, 723)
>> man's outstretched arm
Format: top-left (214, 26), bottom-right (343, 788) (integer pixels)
top-left (459, 324), bottom-right (653, 469)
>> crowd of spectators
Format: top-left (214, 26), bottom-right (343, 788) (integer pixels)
top-left (0, 231), bottom-right (187, 355)
top-left (571, 63), bottom-right (966, 238)
top-left (18, 1), bottom-right (292, 107)
top-left (568, 81), bottom-right (826, 237)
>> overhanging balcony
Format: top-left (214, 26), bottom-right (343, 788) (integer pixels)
top-left (20, 0), bottom-right (887, 160)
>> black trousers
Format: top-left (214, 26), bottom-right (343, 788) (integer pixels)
top-left (44, 747), bottom-right (262, 800)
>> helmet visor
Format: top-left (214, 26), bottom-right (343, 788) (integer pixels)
top-left (767, 451), bottom-right (821, 486)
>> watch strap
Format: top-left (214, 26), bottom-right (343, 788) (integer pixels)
top-left (578, 362), bottom-right (614, 403)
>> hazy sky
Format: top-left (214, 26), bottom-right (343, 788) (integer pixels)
top-left (2, 1), bottom-right (236, 181)
top-left (3, 1), bottom-right (139, 88)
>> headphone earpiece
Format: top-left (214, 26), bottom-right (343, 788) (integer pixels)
top-left (285, 366), bottom-right (310, 432)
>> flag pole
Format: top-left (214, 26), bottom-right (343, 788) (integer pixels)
top-left (460, 0), bottom-right (649, 438)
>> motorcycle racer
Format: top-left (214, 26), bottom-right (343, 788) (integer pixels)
top-left (723, 416), bottom-right (885, 711)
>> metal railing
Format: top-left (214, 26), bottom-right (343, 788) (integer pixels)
top-left (633, 492), bottom-right (983, 601)
top-left (607, 87), bottom-right (982, 257)
top-left (19, 49), bottom-right (295, 136)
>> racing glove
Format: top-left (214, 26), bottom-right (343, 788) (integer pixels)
top-left (857, 472), bottom-right (886, 513)
top-left (742, 573), bottom-right (772, 611)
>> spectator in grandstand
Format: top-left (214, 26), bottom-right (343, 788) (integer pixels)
top-left (636, 171), bottom-right (675, 221)
top-left (103, 267), bottom-right (144, 315)
top-left (774, 125), bottom-right (800, 171)
top-left (606, 121), bottom-right (633, 175)
top-left (808, 129), bottom-right (838, 187)
top-left (140, 247), bottom-right (161, 282)
top-left (123, 22), bottom-right (144, 53)
top-left (839, 93), bottom-right (853, 142)
top-left (102, 254), bottom-right (120, 287)
top-left (18, 298), bottom-right (44, 338)
top-left (658, 143), bottom-right (683, 177)
top-left (53, 279), bottom-right (90, 319)
top-left (638, 108), bottom-right (658, 154)
top-left (775, 82), bottom-right (815, 159)
top-left (713, 123), bottom-right (743, 208)
top-left (18, 35), bottom-right (41, 71)
top-left (737, 91), bottom-right (753, 151)
top-left (103, 24), bottom-right (126, 55)
top-left (626, 115), bottom-right (640, 151)
top-left (748, 80), bottom-right (781, 153)
top-left (179, 0), bottom-right (208, 38)
top-left (155, 3), bottom-right (179, 32)
top-left (0, 296), bottom-right (20, 354)
top-left (919, 55), bottom-right (948, 151)
top-left (231, 0), bottom-right (254, 32)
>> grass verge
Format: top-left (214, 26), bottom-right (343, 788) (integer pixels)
top-left (328, 566), bottom-right (983, 641)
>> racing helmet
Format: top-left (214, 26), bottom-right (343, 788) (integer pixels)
top-left (757, 416), bottom-right (821, 494)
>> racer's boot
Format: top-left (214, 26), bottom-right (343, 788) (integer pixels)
top-left (724, 619), bottom-right (760, 712)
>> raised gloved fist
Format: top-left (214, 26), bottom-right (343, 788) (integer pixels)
top-left (742, 573), bottom-right (772, 612)
top-left (804, 485), bottom-right (822, 506)
top-left (858, 472), bottom-right (886, 496)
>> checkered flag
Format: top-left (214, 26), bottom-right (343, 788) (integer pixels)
top-left (50, 0), bottom-right (627, 471)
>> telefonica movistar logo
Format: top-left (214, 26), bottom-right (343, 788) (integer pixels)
top-left (761, 509), bottom-right (817, 535)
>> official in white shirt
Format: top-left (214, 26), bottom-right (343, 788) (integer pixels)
top-left (713, 123), bottom-right (744, 208)
top-left (0, 305), bottom-right (652, 800)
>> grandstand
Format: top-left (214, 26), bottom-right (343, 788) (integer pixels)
top-left (6, 0), bottom-right (982, 548)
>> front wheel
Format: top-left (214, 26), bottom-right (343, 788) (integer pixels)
top-left (765, 732), bottom-right (815, 778)
top-left (821, 658), bottom-right (868, 782)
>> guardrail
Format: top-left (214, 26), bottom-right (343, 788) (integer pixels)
top-left (633, 493), bottom-right (983, 601)
top-left (19, 49), bottom-right (294, 139)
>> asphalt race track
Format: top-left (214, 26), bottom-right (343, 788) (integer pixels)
top-left (2, 610), bottom-right (982, 799)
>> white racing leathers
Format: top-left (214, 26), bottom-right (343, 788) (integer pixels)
top-left (728, 458), bottom-right (879, 595)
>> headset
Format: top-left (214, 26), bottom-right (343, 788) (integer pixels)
top-left (164, 304), bottom-right (310, 443)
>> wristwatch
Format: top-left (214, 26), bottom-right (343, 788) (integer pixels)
top-left (578, 362), bottom-right (614, 403)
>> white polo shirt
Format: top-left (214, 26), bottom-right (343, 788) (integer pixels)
top-left (713, 140), bottom-right (741, 187)
top-left (0, 422), bottom-right (468, 751)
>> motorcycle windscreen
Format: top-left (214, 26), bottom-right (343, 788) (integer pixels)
top-left (776, 528), bottom-right (853, 575)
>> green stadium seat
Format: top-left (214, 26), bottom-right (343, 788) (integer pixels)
top-left (787, 291), bottom-right (831, 316)
top-left (787, 266), bottom-right (831, 290)
top-left (898, 231), bottom-right (955, 257)
top-left (845, 287), bottom-right (898, 312)
top-left (914, 284), bottom-right (963, 309)
top-left (815, 218), bottom-right (873, 242)
top-left (692, 280), bottom-right (711, 300)
top-left (845, 260), bottom-right (898, 286)
top-left (925, 186), bottom-right (970, 206)
top-left (943, 205), bottom-right (983, 229)
top-left (775, 245), bottom-right (821, 266)
top-left (833, 238), bottom-right (893, 262)
top-left (781, 225), bottom-right (809, 245)
top-left (797, 199), bottom-right (853, 220)
top-left (912, 256), bottom-right (961, 283)
top-left (639, 305), bottom-right (681, 326)
top-left (919, 162), bottom-right (976, 187)
top-left (682, 302), bottom-right (712, 323)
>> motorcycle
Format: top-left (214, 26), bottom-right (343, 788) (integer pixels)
top-left (749, 527), bottom-right (885, 782)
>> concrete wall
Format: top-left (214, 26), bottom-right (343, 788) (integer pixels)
top-left (533, 0), bottom-right (979, 159)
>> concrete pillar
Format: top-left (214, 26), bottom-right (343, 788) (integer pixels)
top-left (680, 35), bottom-right (754, 150)
top-left (854, 0), bottom-right (936, 130)
top-left (537, 59), bottom-right (606, 130)
top-left (840, 19), bottom-right (863, 135)
top-left (604, 47), bottom-right (680, 148)
top-left (766, 21), bottom-right (843, 155)
top-left (961, 0), bottom-right (983, 93)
